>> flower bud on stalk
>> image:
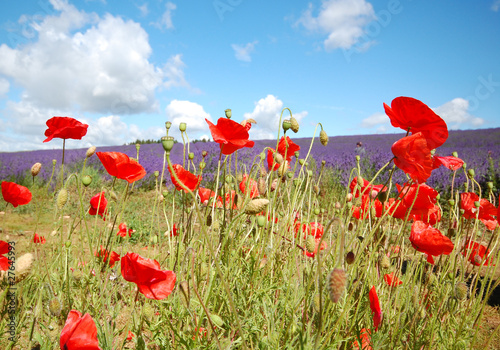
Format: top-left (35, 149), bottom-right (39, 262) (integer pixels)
top-left (56, 188), bottom-right (69, 209)
top-left (161, 136), bottom-right (175, 153)
top-left (290, 116), bottom-right (299, 133)
top-left (225, 109), bottom-right (232, 119)
top-left (82, 175), bottom-right (92, 187)
top-left (31, 162), bottom-right (42, 177)
top-left (327, 268), bottom-right (347, 303)
top-left (282, 119), bottom-right (291, 132)
top-left (320, 130), bottom-right (329, 146)
top-left (179, 122), bottom-right (187, 132)
top-left (245, 198), bottom-right (269, 215)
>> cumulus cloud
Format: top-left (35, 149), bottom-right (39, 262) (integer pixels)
top-left (231, 41), bottom-right (258, 62)
top-left (433, 98), bottom-right (484, 129)
top-left (296, 0), bottom-right (376, 50)
top-left (0, 78), bottom-right (9, 97)
top-left (244, 94), bottom-right (308, 140)
top-left (361, 112), bottom-right (390, 129)
top-left (165, 100), bottom-right (212, 138)
top-left (153, 2), bottom-right (176, 30)
top-left (0, 0), bottom-right (190, 116)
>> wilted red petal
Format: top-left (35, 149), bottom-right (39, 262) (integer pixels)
top-left (391, 133), bottom-right (433, 183)
top-left (44, 116), bottom-right (89, 143)
top-left (462, 240), bottom-right (494, 266)
top-left (1, 181), bottom-right (32, 208)
top-left (60, 310), bottom-right (101, 350)
top-left (369, 286), bottom-right (382, 331)
top-left (432, 155), bottom-right (464, 171)
top-left (460, 192), bottom-right (497, 226)
top-left (384, 273), bottom-right (403, 287)
top-left (168, 164), bottom-right (201, 193)
top-left (121, 252), bottom-right (176, 300)
top-left (267, 148), bottom-right (280, 171)
top-left (352, 328), bottom-right (372, 350)
top-left (277, 136), bottom-right (300, 162)
top-left (409, 221), bottom-right (454, 263)
top-left (206, 118), bottom-right (254, 155)
top-left (384, 97), bottom-right (448, 149)
top-left (0, 240), bottom-right (10, 271)
top-left (96, 152), bottom-right (146, 183)
top-left (33, 233), bottom-right (46, 244)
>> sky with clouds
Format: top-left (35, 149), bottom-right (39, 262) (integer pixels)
top-left (0, 0), bottom-right (499, 152)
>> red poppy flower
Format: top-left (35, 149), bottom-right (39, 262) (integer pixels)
top-left (410, 204), bottom-right (441, 226)
top-left (44, 116), bottom-right (89, 143)
top-left (352, 328), bottom-right (372, 350)
top-left (96, 152), bottom-right (146, 183)
top-left (33, 233), bottom-right (46, 244)
top-left (198, 187), bottom-right (223, 207)
top-left (385, 198), bottom-right (407, 220)
top-left (206, 117), bottom-right (255, 155)
top-left (169, 223), bottom-right (178, 237)
top-left (89, 192), bottom-right (107, 219)
top-left (121, 252), bottom-right (176, 300)
top-left (384, 273), bottom-right (403, 287)
top-left (60, 310), bottom-right (102, 350)
top-left (0, 240), bottom-right (11, 271)
top-left (239, 174), bottom-right (259, 199)
top-left (460, 192), bottom-right (498, 230)
top-left (396, 183), bottom-right (440, 224)
top-left (383, 97), bottom-right (448, 149)
top-left (351, 195), bottom-right (384, 220)
top-left (462, 240), bottom-right (494, 266)
top-left (95, 246), bottom-right (120, 268)
top-left (304, 237), bottom-right (327, 258)
top-left (409, 221), bottom-right (454, 264)
top-left (349, 177), bottom-right (386, 198)
top-left (391, 132), bottom-right (433, 183)
top-left (193, 327), bottom-right (208, 340)
top-left (168, 164), bottom-right (201, 193)
top-left (224, 190), bottom-right (238, 209)
top-left (267, 148), bottom-right (281, 171)
top-left (126, 331), bottom-right (135, 341)
top-left (1, 181), bottom-right (32, 208)
top-left (277, 136), bottom-right (300, 162)
top-left (369, 286), bottom-right (382, 331)
top-left (432, 155), bottom-right (464, 171)
top-left (117, 223), bottom-right (134, 237)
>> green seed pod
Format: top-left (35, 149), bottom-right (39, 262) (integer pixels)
top-left (286, 172), bottom-right (293, 179)
top-left (199, 161), bottom-right (206, 170)
top-left (257, 216), bottom-right (266, 227)
top-left (307, 170), bottom-right (313, 177)
top-left (225, 109), bottom-right (232, 119)
top-left (299, 159), bottom-right (305, 166)
top-left (154, 170), bottom-right (159, 178)
top-left (82, 175), bottom-right (92, 187)
top-left (260, 152), bottom-right (266, 161)
top-left (452, 151), bottom-right (458, 158)
top-left (65, 241), bottom-right (71, 248)
top-left (165, 121), bottom-right (172, 130)
top-left (56, 188), bottom-right (69, 209)
top-left (355, 155), bottom-right (360, 162)
top-left (448, 199), bottom-right (455, 206)
top-left (294, 150), bottom-right (299, 158)
top-left (314, 208), bottom-right (320, 215)
top-left (161, 136), bottom-right (175, 152)
top-left (211, 314), bottom-right (224, 328)
top-left (474, 201), bottom-right (481, 208)
top-left (188, 152), bottom-right (194, 160)
top-left (179, 122), bottom-right (187, 132)
top-left (487, 181), bottom-right (494, 189)
top-left (52, 159), bottom-right (57, 166)
top-left (282, 119), bottom-right (291, 132)
top-left (468, 169), bottom-right (475, 178)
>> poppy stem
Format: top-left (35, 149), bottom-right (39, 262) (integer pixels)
top-left (60, 139), bottom-right (66, 188)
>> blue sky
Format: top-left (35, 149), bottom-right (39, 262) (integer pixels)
top-left (0, 0), bottom-right (499, 152)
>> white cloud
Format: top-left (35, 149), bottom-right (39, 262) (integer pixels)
top-left (433, 98), bottom-right (484, 129)
top-left (0, 78), bottom-right (9, 97)
top-left (0, 0), bottom-right (189, 115)
top-left (492, 0), bottom-right (500, 11)
top-left (296, 0), bottom-right (376, 50)
top-left (244, 94), bottom-right (308, 140)
top-left (231, 41), bottom-right (258, 62)
top-left (165, 100), bottom-right (212, 138)
top-left (153, 2), bottom-right (176, 30)
top-left (138, 3), bottom-right (149, 17)
top-left (361, 112), bottom-right (389, 128)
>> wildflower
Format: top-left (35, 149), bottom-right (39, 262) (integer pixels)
top-left (349, 177), bottom-right (386, 198)
top-left (169, 223), bottom-right (178, 237)
top-left (206, 117), bottom-right (255, 155)
top-left (391, 132), bottom-right (433, 183)
top-left (96, 152), bottom-right (146, 183)
top-left (460, 192), bottom-right (498, 230)
top-left (369, 286), bottom-right (382, 331)
top-left (277, 136), bottom-right (300, 162)
top-left (1, 181), bottom-right (32, 207)
top-left (33, 233), bottom-right (46, 244)
top-left (89, 192), bottom-right (107, 219)
top-left (409, 221), bottom-right (454, 264)
top-left (462, 240), bottom-right (494, 266)
top-left (168, 164), bottom-right (201, 193)
top-left (397, 183), bottom-right (440, 224)
top-left (95, 246), bottom-right (120, 268)
top-left (0, 240), bottom-right (11, 271)
top-left (239, 174), bottom-right (260, 199)
top-left (121, 252), bottom-right (176, 300)
top-left (117, 223), bottom-right (134, 237)
top-left (198, 187), bottom-right (223, 207)
top-left (43, 116), bottom-right (89, 143)
top-left (432, 155), bottom-right (464, 171)
top-left (352, 328), bottom-right (372, 350)
top-left (126, 331), bottom-right (135, 341)
top-left (60, 310), bottom-right (102, 350)
top-left (384, 273), bottom-right (403, 287)
top-left (383, 96), bottom-right (448, 149)
top-left (193, 327), bottom-right (207, 340)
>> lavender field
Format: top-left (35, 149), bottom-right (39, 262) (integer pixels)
top-left (2, 128), bottom-right (499, 196)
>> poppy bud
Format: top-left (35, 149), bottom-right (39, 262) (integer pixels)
top-left (56, 188), bottom-right (69, 209)
top-left (161, 136), bottom-right (175, 152)
top-left (179, 122), bottom-right (187, 132)
top-left (290, 116), bottom-right (299, 133)
top-left (454, 282), bottom-right (468, 300)
top-left (377, 191), bottom-right (387, 203)
top-left (225, 109), bottom-right (232, 119)
top-left (294, 151), bottom-right (299, 158)
top-left (274, 153), bottom-right (284, 165)
top-left (257, 216), bottom-right (266, 227)
top-left (448, 199), bottom-right (455, 206)
top-left (31, 162), bottom-right (42, 177)
top-left (327, 268), bottom-right (347, 303)
top-left (259, 257), bottom-right (268, 269)
top-left (305, 236), bottom-right (316, 253)
top-left (462, 162), bottom-right (467, 170)
top-left (313, 294), bottom-right (321, 312)
top-left (179, 281), bottom-right (190, 306)
top-left (202, 150), bottom-right (208, 158)
top-left (165, 121), bottom-right (172, 130)
top-left (12, 253), bottom-right (34, 283)
top-left (211, 314), bottom-right (224, 328)
top-left (282, 119), bottom-right (291, 132)
top-left (474, 201), bottom-right (481, 208)
top-left (299, 159), bottom-right (305, 166)
top-left (345, 251), bottom-right (355, 265)
top-left (48, 297), bottom-right (62, 316)
top-left (335, 202), bottom-right (341, 209)
top-left (154, 171), bottom-right (159, 178)
top-left (452, 151), bottom-right (458, 158)
top-left (313, 208), bottom-right (320, 215)
top-left (346, 193), bottom-right (353, 202)
top-left (278, 161), bottom-right (288, 177)
top-left (258, 178), bottom-right (267, 196)
top-left (319, 130), bottom-right (328, 146)
top-left (199, 161), bottom-right (206, 170)
top-left (188, 152), bottom-right (194, 160)
top-left (293, 178), bottom-right (300, 187)
top-left (135, 143), bottom-right (140, 152)
top-left (313, 185), bottom-right (320, 195)
top-left (487, 181), bottom-right (494, 189)
top-left (86, 146), bottom-right (96, 158)
top-left (260, 152), bottom-right (265, 161)
top-left (307, 170), bottom-right (313, 177)
top-left (52, 159), bottom-right (57, 166)
top-left (355, 155), bottom-right (361, 162)
top-left (379, 255), bottom-right (391, 269)
top-left (468, 169), bottom-right (475, 178)
top-left (245, 198), bottom-right (269, 215)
